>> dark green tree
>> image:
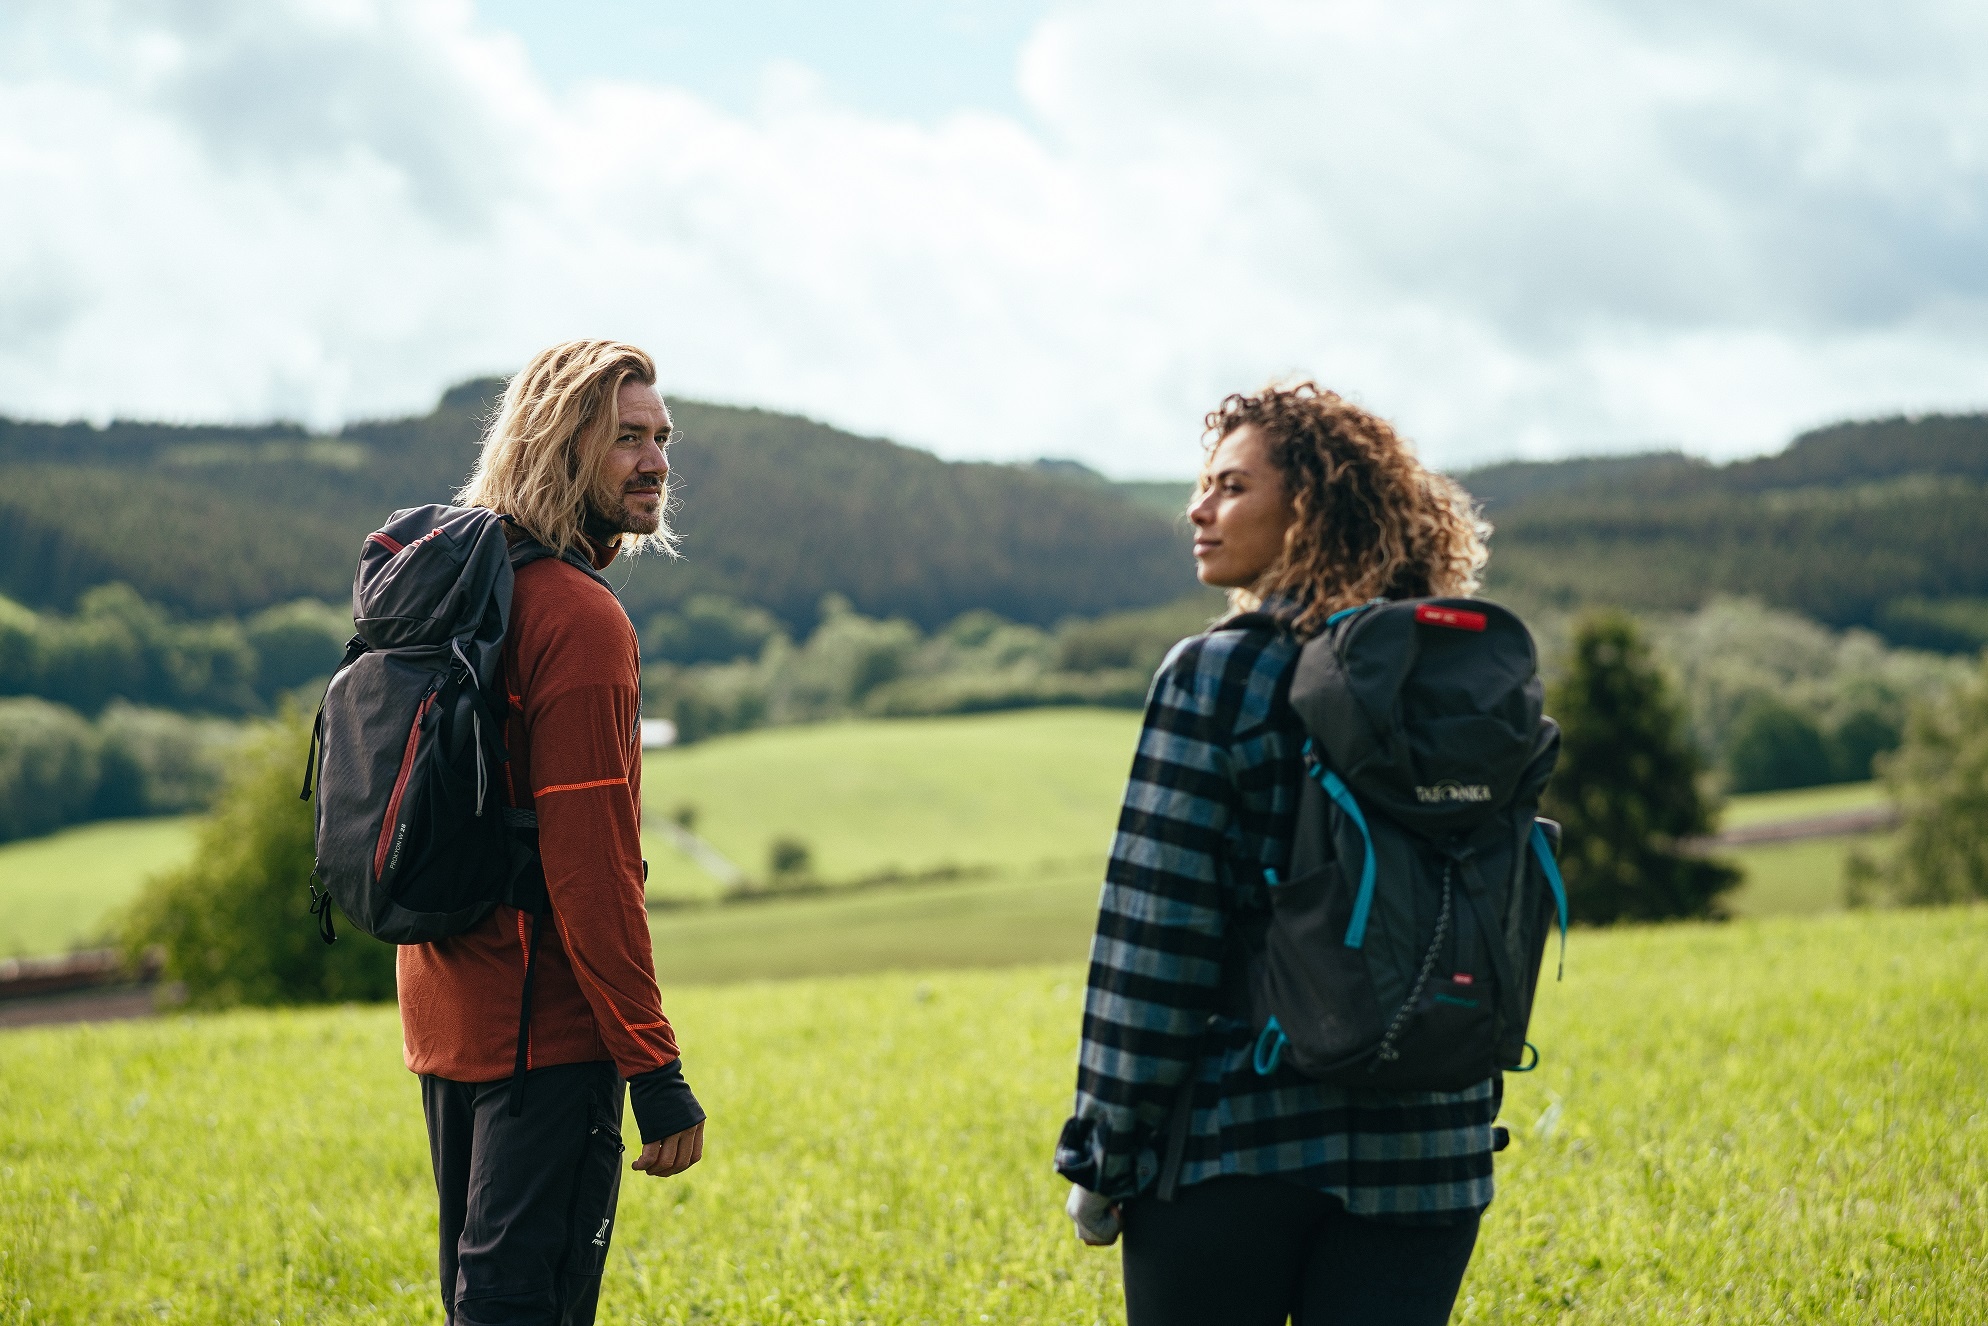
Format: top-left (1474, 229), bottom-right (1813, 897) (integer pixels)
top-left (1542, 612), bottom-right (1739, 923)
top-left (122, 710), bottom-right (393, 1005)
top-left (1726, 695), bottom-right (1833, 792)
top-left (0, 697), bottom-right (99, 842)
top-left (641, 594), bottom-right (784, 666)
top-left (1870, 654), bottom-right (1988, 905)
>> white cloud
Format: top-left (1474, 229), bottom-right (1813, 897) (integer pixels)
top-left (0, 0), bottom-right (1982, 474)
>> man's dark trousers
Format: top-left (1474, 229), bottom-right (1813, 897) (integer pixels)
top-left (422, 1060), bottom-right (627, 1325)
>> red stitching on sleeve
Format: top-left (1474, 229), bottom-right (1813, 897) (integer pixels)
top-left (536, 776), bottom-right (628, 796)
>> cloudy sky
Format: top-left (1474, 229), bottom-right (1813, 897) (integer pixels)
top-left (1, 0), bottom-right (1982, 476)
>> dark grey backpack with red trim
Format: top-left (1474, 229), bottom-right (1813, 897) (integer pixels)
top-left (300, 504), bottom-right (602, 945)
top-left (1237, 597), bottom-right (1568, 1092)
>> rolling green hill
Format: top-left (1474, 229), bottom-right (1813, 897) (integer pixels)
top-left (1031, 412), bottom-right (1988, 651)
top-left (0, 382), bottom-right (1195, 632)
top-left (6, 388), bottom-right (1985, 649)
top-left (1460, 413), bottom-right (1988, 647)
top-left (640, 708), bottom-right (1139, 900)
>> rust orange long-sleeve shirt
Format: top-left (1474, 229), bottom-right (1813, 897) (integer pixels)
top-left (397, 543), bottom-right (684, 1107)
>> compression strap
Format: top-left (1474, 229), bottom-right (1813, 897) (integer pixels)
top-left (1317, 768), bottom-right (1378, 948)
top-left (1530, 822), bottom-right (1568, 980)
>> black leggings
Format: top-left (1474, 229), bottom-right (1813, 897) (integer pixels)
top-left (1120, 1176), bottom-right (1480, 1326)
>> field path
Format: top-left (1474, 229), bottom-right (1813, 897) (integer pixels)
top-left (1707, 804), bottom-right (1898, 846)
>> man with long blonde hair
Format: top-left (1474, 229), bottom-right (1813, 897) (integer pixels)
top-left (402, 340), bottom-right (704, 1325)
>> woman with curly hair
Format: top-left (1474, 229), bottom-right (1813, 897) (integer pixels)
top-left (1056, 383), bottom-right (1495, 1325)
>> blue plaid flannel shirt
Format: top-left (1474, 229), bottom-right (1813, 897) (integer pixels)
top-left (1054, 606), bottom-right (1499, 1223)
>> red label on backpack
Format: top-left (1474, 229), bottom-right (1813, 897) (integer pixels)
top-left (1415, 604), bottom-right (1487, 632)
top-left (1452, 972), bottom-right (1475, 986)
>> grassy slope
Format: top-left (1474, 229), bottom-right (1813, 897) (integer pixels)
top-left (1718, 781), bottom-right (1889, 917)
top-left (1723, 835), bottom-right (1894, 919)
top-left (0, 727), bottom-right (1892, 959)
top-left (653, 864), bottom-right (1102, 986)
top-left (0, 818), bottom-right (199, 956)
top-left (5, 908), bottom-right (1986, 1323)
top-left (1720, 779), bottom-right (1884, 829)
top-left (640, 709), bottom-right (1137, 898)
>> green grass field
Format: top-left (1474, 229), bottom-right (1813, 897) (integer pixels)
top-left (5, 907), bottom-right (1985, 1323)
top-left (640, 709), bottom-right (1138, 899)
top-left (648, 831), bottom-right (1892, 987)
top-left (652, 864), bottom-right (1103, 986)
top-left (0, 818), bottom-right (199, 957)
top-left (1722, 834), bottom-right (1895, 919)
top-left (1719, 780), bottom-right (1884, 829)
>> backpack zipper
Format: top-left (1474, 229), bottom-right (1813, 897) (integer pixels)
top-left (374, 678), bottom-right (442, 881)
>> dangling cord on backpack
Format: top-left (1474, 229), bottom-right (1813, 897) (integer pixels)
top-left (308, 872), bottom-right (337, 944)
top-left (1373, 867), bottom-right (1453, 1065)
top-left (450, 639), bottom-right (491, 818)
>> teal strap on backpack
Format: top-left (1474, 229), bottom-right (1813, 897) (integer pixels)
top-left (1530, 822), bottom-right (1568, 979)
top-left (1317, 769), bottom-right (1377, 948)
top-left (1253, 1016), bottom-right (1289, 1075)
top-left (1323, 598), bottom-right (1387, 629)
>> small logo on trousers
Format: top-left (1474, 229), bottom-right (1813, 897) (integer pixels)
top-left (592, 1217), bottom-right (612, 1247)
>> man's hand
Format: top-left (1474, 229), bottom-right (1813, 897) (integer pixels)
top-left (632, 1121), bottom-right (704, 1177)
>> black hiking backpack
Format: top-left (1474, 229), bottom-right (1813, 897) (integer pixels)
top-left (1237, 597), bottom-right (1568, 1093)
top-left (298, 504), bottom-right (580, 948)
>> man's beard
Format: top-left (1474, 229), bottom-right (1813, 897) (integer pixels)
top-left (583, 481), bottom-right (664, 541)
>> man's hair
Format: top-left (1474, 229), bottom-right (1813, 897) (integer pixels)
top-left (456, 339), bottom-right (676, 560)
top-left (1203, 382), bottom-right (1489, 636)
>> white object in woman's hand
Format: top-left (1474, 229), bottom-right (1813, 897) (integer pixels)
top-left (1065, 1184), bottom-right (1123, 1246)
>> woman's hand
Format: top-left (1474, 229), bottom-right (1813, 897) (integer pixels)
top-left (1065, 1184), bottom-right (1122, 1246)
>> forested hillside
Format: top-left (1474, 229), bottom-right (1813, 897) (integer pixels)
top-left (1464, 413), bottom-right (1988, 649)
top-left (4, 389), bottom-right (1985, 649)
top-left (0, 382), bottom-right (1193, 631)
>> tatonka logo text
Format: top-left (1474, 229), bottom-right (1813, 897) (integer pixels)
top-left (1416, 781), bottom-right (1492, 804)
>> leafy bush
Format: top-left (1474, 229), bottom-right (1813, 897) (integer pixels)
top-left (641, 598), bottom-right (1161, 741)
top-left (0, 697), bottom-right (245, 841)
top-left (1053, 594), bottom-right (1220, 674)
top-left (1725, 695), bottom-right (1834, 793)
top-left (0, 698), bottom-right (100, 841)
top-left (766, 596), bottom-right (924, 720)
top-left (0, 595), bottom-right (38, 693)
top-left (122, 711), bottom-right (393, 1006)
top-left (767, 835), bottom-right (814, 880)
top-left (0, 586), bottom-right (349, 717)
top-left (641, 595), bottom-right (785, 665)
top-left (1829, 705), bottom-right (1901, 783)
top-left (1876, 597), bottom-right (1988, 654)
top-left (1542, 612), bottom-right (1739, 923)
top-left (862, 669), bottom-right (1148, 718)
top-left (244, 599), bottom-right (353, 697)
top-left (1652, 597), bottom-right (1967, 790)
top-left (93, 702), bottom-right (245, 817)
top-left (1861, 655), bottom-right (1988, 906)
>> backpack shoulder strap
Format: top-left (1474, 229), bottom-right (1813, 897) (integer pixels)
top-left (1213, 609), bottom-right (1288, 637)
top-left (502, 520), bottom-right (614, 592)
